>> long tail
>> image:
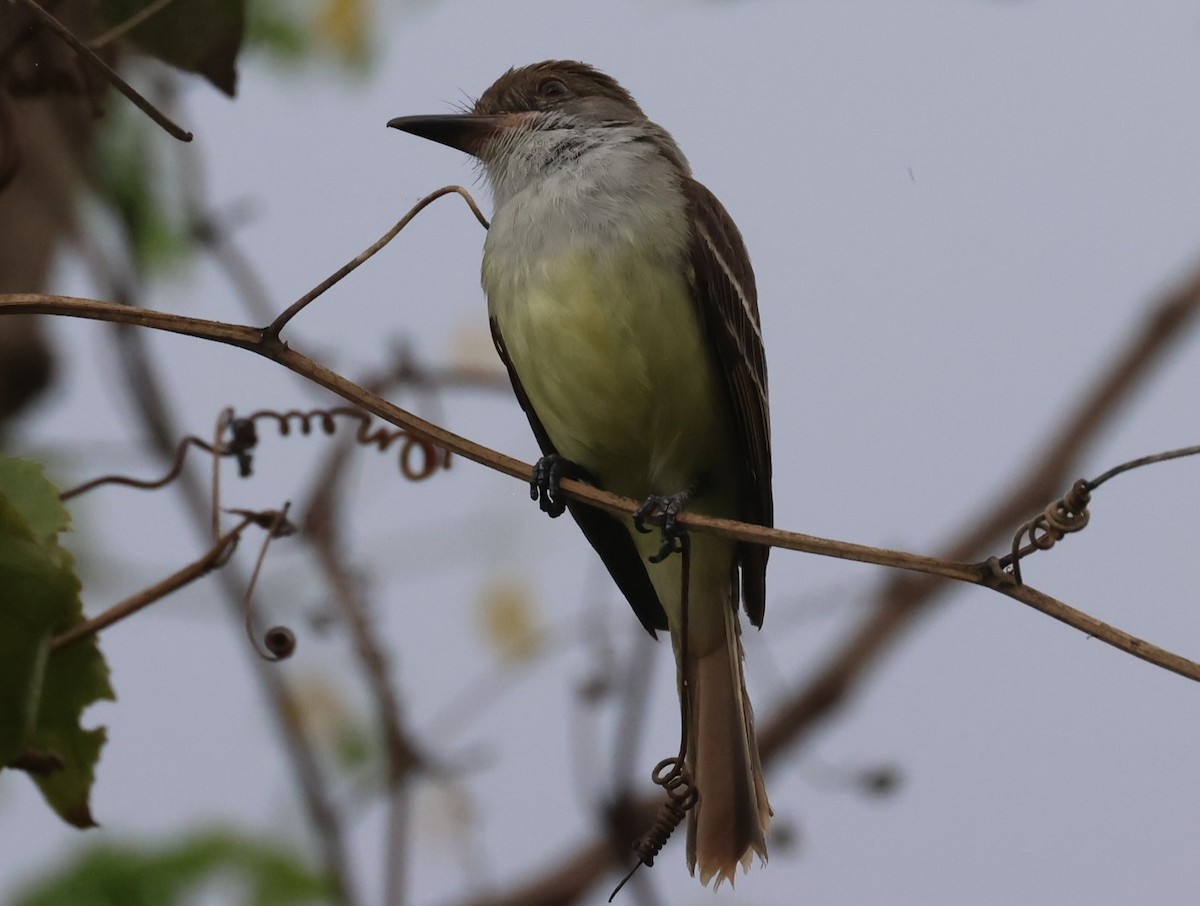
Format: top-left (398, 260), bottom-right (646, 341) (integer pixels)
top-left (684, 589), bottom-right (771, 886)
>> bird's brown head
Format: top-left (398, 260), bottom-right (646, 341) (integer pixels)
top-left (387, 61), bottom-right (649, 159)
top-left (472, 60), bottom-right (646, 120)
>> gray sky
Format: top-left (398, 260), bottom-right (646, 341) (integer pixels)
top-left (5, 1), bottom-right (1200, 904)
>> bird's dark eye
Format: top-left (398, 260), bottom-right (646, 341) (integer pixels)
top-left (538, 78), bottom-right (569, 99)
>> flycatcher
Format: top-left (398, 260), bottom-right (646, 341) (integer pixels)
top-left (389, 61), bottom-right (772, 885)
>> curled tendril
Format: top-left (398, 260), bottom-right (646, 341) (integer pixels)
top-left (609, 756), bottom-right (698, 901)
top-left (640, 757), bottom-right (699, 861)
top-left (60, 404), bottom-right (451, 501)
top-left (993, 444), bottom-right (1200, 585)
top-left (610, 534), bottom-right (697, 901)
top-left (59, 435), bottom-right (224, 501)
top-left (1008, 479), bottom-right (1092, 585)
top-left (235, 407), bottom-right (451, 481)
top-left (1001, 443), bottom-right (1200, 584)
top-left (264, 626), bottom-right (297, 659)
top-left (243, 504), bottom-right (297, 662)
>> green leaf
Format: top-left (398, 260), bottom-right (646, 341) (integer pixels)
top-left (27, 636), bottom-right (114, 828)
top-left (0, 458), bottom-right (71, 544)
top-left (0, 522), bottom-right (52, 768)
top-left (12, 828), bottom-right (335, 906)
top-left (0, 462), bottom-right (76, 766)
top-left (0, 458), bottom-right (113, 828)
top-left (98, 0), bottom-right (246, 95)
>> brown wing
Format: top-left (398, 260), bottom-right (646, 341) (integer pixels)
top-left (489, 317), bottom-right (669, 635)
top-left (683, 178), bottom-right (773, 627)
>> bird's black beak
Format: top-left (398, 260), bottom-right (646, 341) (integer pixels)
top-left (387, 114), bottom-right (520, 157)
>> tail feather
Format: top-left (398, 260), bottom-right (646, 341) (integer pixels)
top-left (684, 593), bottom-right (771, 886)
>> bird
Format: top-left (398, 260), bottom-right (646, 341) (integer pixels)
top-left (389, 60), bottom-right (772, 885)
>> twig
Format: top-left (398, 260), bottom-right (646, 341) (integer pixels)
top-left (263, 185), bottom-right (489, 339)
top-left (60, 404), bottom-right (448, 502)
top-left (240, 503), bottom-right (297, 661)
top-left (990, 579), bottom-right (1200, 680)
top-left (59, 433), bottom-right (224, 500)
top-left (50, 516), bottom-right (250, 650)
top-left (1088, 442), bottom-right (1200, 489)
top-left (13, 0), bottom-right (193, 141)
top-left (2, 297), bottom-right (985, 572)
top-left (2, 290), bottom-right (1198, 684)
top-left (0, 295), bottom-right (982, 571)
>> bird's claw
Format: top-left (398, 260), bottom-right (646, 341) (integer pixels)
top-left (634, 492), bottom-right (692, 563)
top-left (530, 454), bottom-right (576, 518)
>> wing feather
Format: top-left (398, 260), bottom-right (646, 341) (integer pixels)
top-left (683, 179), bottom-right (773, 626)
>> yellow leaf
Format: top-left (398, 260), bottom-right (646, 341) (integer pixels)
top-left (317, 0), bottom-right (369, 64)
top-left (286, 672), bottom-right (351, 743)
top-left (475, 579), bottom-right (544, 664)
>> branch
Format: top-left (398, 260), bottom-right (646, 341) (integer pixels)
top-left (0, 298), bottom-right (978, 571)
top-left (2, 289), bottom-right (1198, 686)
top-left (50, 516), bottom-right (251, 650)
top-left (263, 185), bottom-right (489, 340)
top-left (0, 283), bottom-right (1195, 686)
top-left (13, 0), bottom-right (193, 141)
top-left (2, 236), bottom-right (1197, 904)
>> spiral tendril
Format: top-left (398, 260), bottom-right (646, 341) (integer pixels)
top-left (640, 757), bottom-right (699, 864)
top-left (264, 626), bottom-right (297, 659)
top-left (1009, 479), bottom-right (1092, 584)
top-left (243, 504), bottom-right (297, 662)
top-left (59, 405), bottom-right (451, 502)
top-left (236, 407), bottom-right (450, 481)
top-left (610, 534), bottom-right (698, 901)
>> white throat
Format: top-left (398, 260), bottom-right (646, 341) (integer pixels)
top-left (480, 121), bottom-right (692, 271)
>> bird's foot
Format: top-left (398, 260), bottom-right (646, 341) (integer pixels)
top-left (530, 454), bottom-right (582, 518)
top-left (634, 486), bottom-right (697, 563)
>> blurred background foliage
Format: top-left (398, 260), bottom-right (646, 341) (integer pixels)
top-left (11, 827), bottom-right (334, 905)
top-left (6, 3), bottom-right (1198, 905)
top-left (1, 1), bottom-right (378, 900)
top-left (0, 0), bottom-right (372, 426)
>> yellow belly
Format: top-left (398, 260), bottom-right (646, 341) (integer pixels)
top-left (486, 245), bottom-right (736, 505)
